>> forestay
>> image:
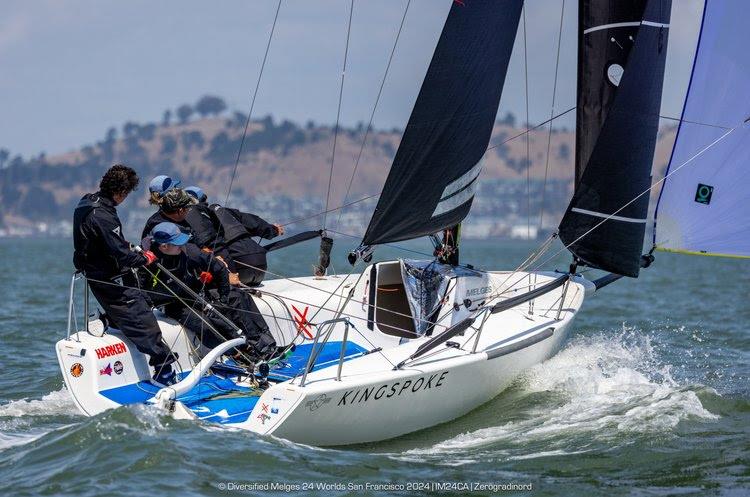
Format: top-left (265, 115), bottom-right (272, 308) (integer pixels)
top-left (362, 0), bottom-right (523, 246)
top-left (559, 0), bottom-right (671, 277)
top-left (653, 0), bottom-right (750, 258)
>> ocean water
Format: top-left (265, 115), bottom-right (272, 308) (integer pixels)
top-left (0, 237), bottom-right (748, 496)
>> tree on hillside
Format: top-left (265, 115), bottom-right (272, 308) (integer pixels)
top-left (161, 135), bottom-right (177, 156)
top-left (139, 123), bottom-right (157, 141)
top-left (177, 104), bottom-right (194, 124)
top-left (123, 122), bottom-right (140, 138)
top-left (0, 149), bottom-right (9, 169)
top-left (260, 115), bottom-right (274, 130)
top-left (195, 95), bottom-right (227, 118)
top-left (181, 130), bottom-right (205, 150)
top-left (105, 127), bottom-right (117, 142)
top-left (232, 111), bottom-right (247, 128)
top-left (162, 109), bottom-right (172, 127)
top-left (497, 111), bottom-right (516, 127)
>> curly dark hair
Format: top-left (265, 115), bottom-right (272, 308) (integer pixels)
top-left (99, 164), bottom-right (139, 198)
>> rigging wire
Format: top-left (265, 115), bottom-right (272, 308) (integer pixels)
top-left (222, 0), bottom-right (282, 209)
top-left (486, 106), bottom-right (575, 152)
top-left (196, 0), bottom-right (282, 298)
top-left (322, 0), bottom-right (355, 231)
top-left (281, 106), bottom-right (577, 229)
top-left (659, 114), bottom-right (732, 130)
top-left (527, 125), bottom-right (738, 274)
top-left (335, 0), bottom-right (412, 231)
top-left (539, 0), bottom-right (566, 230)
top-left (522, 5), bottom-right (531, 240)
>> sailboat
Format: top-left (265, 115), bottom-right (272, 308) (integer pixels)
top-left (56, 0), bottom-right (745, 446)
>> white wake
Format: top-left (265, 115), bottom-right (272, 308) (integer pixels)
top-left (401, 328), bottom-right (717, 460)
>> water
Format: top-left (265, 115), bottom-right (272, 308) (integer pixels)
top-left (0, 237), bottom-right (748, 496)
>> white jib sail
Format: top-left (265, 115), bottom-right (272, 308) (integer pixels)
top-left (653, 0), bottom-right (750, 258)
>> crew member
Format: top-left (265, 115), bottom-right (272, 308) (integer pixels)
top-left (73, 165), bottom-right (177, 385)
top-left (183, 185), bottom-right (285, 286)
top-left (143, 222), bottom-right (276, 362)
top-left (141, 187), bottom-right (195, 240)
top-left (148, 174), bottom-right (180, 205)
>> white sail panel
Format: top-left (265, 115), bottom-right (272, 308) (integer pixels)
top-left (654, 0), bottom-right (750, 258)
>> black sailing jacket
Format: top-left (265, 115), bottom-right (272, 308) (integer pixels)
top-left (141, 243), bottom-right (231, 306)
top-left (73, 192), bottom-right (148, 280)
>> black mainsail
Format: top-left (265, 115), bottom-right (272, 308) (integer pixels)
top-left (559, 0), bottom-right (671, 277)
top-left (361, 0), bottom-right (523, 246)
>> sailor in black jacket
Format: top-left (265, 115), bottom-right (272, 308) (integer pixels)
top-left (143, 222), bottom-right (276, 360)
top-left (73, 165), bottom-right (177, 384)
top-left (141, 186), bottom-right (195, 242)
top-left (183, 185), bottom-right (284, 286)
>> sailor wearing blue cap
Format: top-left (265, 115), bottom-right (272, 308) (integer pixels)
top-left (181, 184), bottom-right (284, 286)
top-left (142, 186), bottom-right (196, 242)
top-left (143, 222), bottom-right (276, 360)
top-left (184, 185), bottom-right (207, 203)
top-left (148, 175), bottom-right (180, 204)
top-left (150, 221), bottom-right (191, 248)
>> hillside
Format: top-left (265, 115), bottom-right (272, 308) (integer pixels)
top-left (0, 98), bottom-right (677, 239)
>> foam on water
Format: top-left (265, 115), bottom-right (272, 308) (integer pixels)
top-left (0, 389), bottom-right (78, 418)
top-left (403, 328), bottom-right (718, 460)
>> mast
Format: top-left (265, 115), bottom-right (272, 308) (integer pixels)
top-left (559, 0), bottom-right (672, 277)
top-left (360, 0), bottom-right (524, 248)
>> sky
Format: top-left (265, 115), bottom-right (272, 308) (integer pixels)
top-left (0, 0), bottom-right (704, 158)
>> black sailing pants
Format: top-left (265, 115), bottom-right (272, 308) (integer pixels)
top-left (164, 289), bottom-right (270, 350)
top-left (88, 279), bottom-right (174, 368)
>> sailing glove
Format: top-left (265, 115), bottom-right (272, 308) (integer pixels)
top-left (143, 250), bottom-right (158, 265)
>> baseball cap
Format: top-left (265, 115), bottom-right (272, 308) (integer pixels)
top-left (184, 186), bottom-right (207, 202)
top-left (161, 188), bottom-right (197, 212)
top-left (148, 175), bottom-right (181, 196)
top-left (150, 222), bottom-right (191, 246)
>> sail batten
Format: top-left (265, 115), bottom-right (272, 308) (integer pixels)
top-left (653, 0), bottom-right (750, 259)
top-left (559, 0), bottom-right (672, 277)
top-left (361, 0), bottom-right (523, 246)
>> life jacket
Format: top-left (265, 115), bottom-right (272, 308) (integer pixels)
top-left (209, 204), bottom-right (249, 245)
top-left (73, 193), bottom-right (102, 272)
top-left (184, 203), bottom-right (221, 249)
top-left (209, 204), bottom-right (268, 285)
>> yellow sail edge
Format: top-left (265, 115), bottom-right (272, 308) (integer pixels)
top-left (655, 247), bottom-right (750, 260)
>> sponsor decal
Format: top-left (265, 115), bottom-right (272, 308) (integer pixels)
top-left (70, 363), bottom-right (84, 378)
top-left (261, 403), bottom-right (269, 413)
top-left (291, 305), bottom-right (313, 339)
top-left (99, 363), bottom-right (113, 376)
top-left (695, 183), bottom-right (714, 205)
top-left (305, 394), bottom-right (331, 412)
top-left (337, 371), bottom-right (449, 407)
top-left (113, 361), bottom-right (123, 375)
top-left (271, 407), bottom-right (279, 414)
top-left (95, 342), bottom-right (128, 360)
top-left (256, 413), bottom-right (271, 425)
top-left (466, 286), bottom-right (492, 297)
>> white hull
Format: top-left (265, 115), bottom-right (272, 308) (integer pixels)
top-left (57, 264), bottom-right (593, 446)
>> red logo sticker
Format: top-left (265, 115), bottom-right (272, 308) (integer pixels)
top-left (291, 305), bottom-right (313, 340)
top-left (95, 342), bottom-right (128, 360)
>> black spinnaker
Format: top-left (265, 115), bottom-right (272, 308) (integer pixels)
top-left (559, 0), bottom-right (671, 277)
top-left (361, 0), bottom-right (524, 246)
